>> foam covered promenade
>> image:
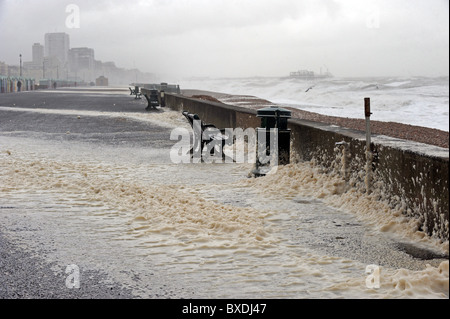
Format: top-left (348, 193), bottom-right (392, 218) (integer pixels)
top-left (0, 87), bottom-right (448, 299)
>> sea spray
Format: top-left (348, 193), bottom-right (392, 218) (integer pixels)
top-left (242, 150), bottom-right (449, 256)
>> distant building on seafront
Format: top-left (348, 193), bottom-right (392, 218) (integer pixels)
top-left (23, 43), bottom-right (45, 80)
top-left (69, 47), bottom-right (96, 82)
top-left (69, 47), bottom-right (95, 71)
top-left (95, 75), bottom-right (108, 86)
top-left (0, 61), bottom-right (8, 76)
top-left (45, 32), bottom-right (70, 65)
top-left (32, 43), bottom-right (44, 64)
top-left (6, 32), bottom-right (156, 85)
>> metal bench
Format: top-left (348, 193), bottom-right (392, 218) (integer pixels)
top-left (144, 90), bottom-right (160, 110)
top-left (130, 86), bottom-right (142, 99)
top-left (182, 111), bottom-right (230, 160)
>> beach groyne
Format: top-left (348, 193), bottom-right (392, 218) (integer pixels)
top-left (164, 92), bottom-right (449, 241)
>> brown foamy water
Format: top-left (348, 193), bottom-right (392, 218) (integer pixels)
top-left (0, 107), bottom-right (448, 298)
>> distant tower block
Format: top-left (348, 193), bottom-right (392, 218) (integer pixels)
top-left (32, 43), bottom-right (44, 63)
top-left (45, 32), bottom-right (70, 64)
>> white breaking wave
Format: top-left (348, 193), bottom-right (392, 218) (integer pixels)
top-left (178, 76), bottom-right (449, 132)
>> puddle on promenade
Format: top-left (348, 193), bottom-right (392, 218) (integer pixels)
top-left (0, 108), bottom-right (448, 299)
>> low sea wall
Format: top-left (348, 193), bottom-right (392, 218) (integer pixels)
top-left (164, 92), bottom-right (449, 241)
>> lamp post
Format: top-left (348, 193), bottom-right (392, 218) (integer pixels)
top-left (19, 54), bottom-right (22, 77)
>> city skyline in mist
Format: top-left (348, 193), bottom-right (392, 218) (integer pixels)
top-left (0, 0), bottom-right (449, 80)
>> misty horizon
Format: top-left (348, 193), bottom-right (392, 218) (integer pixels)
top-left (0, 0), bottom-right (449, 79)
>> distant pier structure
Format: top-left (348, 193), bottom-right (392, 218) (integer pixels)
top-left (289, 69), bottom-right (333, 79)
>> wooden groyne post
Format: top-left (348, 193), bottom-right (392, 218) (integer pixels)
top-left (365, 97), bottom-right (372, 194)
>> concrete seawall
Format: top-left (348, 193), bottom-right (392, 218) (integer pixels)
top-left (164, 92), bottom-right (449, 241)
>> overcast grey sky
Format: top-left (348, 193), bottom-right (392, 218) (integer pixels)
top-left (0, 0), bottom-right (448, 78)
